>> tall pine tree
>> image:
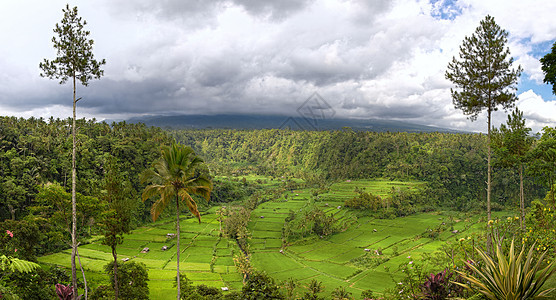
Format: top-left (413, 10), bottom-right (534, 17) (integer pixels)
top-left (39, 5), bottom-right (105, 298)
top-left (445, 15), bottom-right (521, 245)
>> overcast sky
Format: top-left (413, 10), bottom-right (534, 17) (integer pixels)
top-left (1, 0), bottom-right (555, 132)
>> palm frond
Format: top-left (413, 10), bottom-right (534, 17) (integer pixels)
top-left (140, 142), bottom-right (212, 223)
top-left (0, 255), bottom-right (40, 273)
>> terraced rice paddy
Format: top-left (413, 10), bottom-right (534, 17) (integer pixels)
top-left (38, 178), bottom-right (515, 299)
top-left (39, 210), bottom-right (243, 299)
top-left (247, 179), bottom-right (484, 298)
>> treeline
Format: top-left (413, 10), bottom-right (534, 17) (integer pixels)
top-left (0, 116), bottom-right (172, 257)
top-left (171, 128), bottom-right (546, 210)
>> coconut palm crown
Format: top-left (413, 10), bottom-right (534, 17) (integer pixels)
top-left (140, 142), bottom-right (212, 223)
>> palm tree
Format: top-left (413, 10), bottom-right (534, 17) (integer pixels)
top-left (140, 143), bottom-right (212, 300)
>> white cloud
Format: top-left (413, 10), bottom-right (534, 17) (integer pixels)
top-left (517, 90), bottom-right (556, 132)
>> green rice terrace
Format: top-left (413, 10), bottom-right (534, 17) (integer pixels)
top-left (37, 177), bottom-right (525, 299)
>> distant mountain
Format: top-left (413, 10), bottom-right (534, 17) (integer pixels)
top-left (127, 114), bottom-right (461, 133)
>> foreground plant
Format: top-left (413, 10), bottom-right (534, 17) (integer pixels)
top-left (420, 269), bottom-right (458, 300)
top-left (456, 239), bottom-right (555, 299)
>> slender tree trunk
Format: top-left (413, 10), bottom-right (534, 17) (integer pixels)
top-left (176, 194), bottom-right (180, 300)
top-left (487, 109), bottom-right (492, 249)
top-left (520, 164), bottom-right (525, 231)
top-left (71, 73), bottom-right (78, 300)
top-left (77, 248), bottom-right (88, 300)
top-left (112, 245), bottom-right (119, 300)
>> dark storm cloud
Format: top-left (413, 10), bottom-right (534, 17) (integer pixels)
top-left (2, 0), bottom-right (555, 132)
top-left (232, 0), bottom-right (315, 20)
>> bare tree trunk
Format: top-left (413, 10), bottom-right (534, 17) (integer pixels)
top-left (71, 74), bottom-right (78, 300)
top-left (112, 246), bottom-right (119, 300)
top-left (77, 247), bottom-right (88, 300)
top-left (487, 110), bottom-right (492, 250)
top-left (520, 164), bottom-right (525, 231)
top-left (176, 194), bottom-right (181, 300)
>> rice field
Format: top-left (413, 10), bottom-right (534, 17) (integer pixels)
top-left (38, 177), bottom-right (518, 299)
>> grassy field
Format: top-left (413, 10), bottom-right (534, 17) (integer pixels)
top-left (38, 177), bottom-right (531, 299)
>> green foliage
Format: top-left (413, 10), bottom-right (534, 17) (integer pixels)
top-left (241, 271), bottom-right (284, 300)
top-left (361, 289), bottom-right (374, 299)
top-left (174, 273), bottom-right (203, 300)
top-left (457, 239), bottom-right (556, 300)
top-left (282, 277), bottom-right (297, 300)
top-left (331, 286), bottom-right (353, 300)
top-left (140, 142), bottom-right (213, 222)
top-left (39, 4), bottom-right (105, 86)
top-left (344, 189), bottom-right (382, 210)
top-left (540, 41), bottom-right (556, 95)
top-left (492, 108), bottom-right (533, 168)
top-left (385, 256), bottom-right (427, 299)
top-left (1, 265), bottom-right (67, 300)
top-left (445, 15), bottom-right (521, 121)
top-left (195, 284), bottom-right (222, 298)
top-left (0, 220), bottom-right (42, 261)
top-left (210, 179), bottom-right (254, 203)
top-left (103, 261), bottom-right (149, 300)
top-left (222, 206), bottom-right (251, 249)
top-left (0, 255), bottom-right (40, 273)
top-left (283, 205), bottom-right (337, 241)
top-left (529, 126), bottom-right (556, 204)
top-left (171, 128), bottom-right (541, 212)
top-left (521, 199), bottom-right (556, 268)
top-left (99, 156), bottom-right (134, 250)
top-left (303, 279), bottom-right (325, 300)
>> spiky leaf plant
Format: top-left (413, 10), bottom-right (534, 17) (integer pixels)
top-left (456, 239), bottom-right (555, 299)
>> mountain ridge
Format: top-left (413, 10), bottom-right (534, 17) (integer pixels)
top-left (127, 114), bottom-right (463, 133)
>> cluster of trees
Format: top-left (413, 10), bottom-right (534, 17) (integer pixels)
top-left (0, 117), bottom-right (173, 298)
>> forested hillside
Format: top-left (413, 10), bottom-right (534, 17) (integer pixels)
top-left (171, 129), bottom-right (545, 211)
top-left (0, 116), bottom-right (172, 256)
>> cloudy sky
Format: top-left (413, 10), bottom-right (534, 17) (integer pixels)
top-left (1, 0), bottom-right (555, 132)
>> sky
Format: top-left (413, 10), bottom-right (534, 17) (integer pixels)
top-left (0, 0), bottom-right (555, 132)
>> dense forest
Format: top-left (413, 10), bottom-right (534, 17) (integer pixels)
top-left (0, 117), bottom-right (171, 254)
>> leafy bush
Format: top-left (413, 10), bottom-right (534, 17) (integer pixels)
top-left (241, 271), bottom-right (284, 299)
top-left (344, 190), bottom-right (382, 210)
top-left (283, 206), bottom-right (337, 241)
top-left (196, 284), bottom-right (222, 299)
top-left (303, 279), bottom-right (325, 300)
top-left (457, 239), bottom-right (556, 299)
top-left (104, 261), bottom-right (149, 300)
top-left (331, 286), bottom-right (353, 299)
top-left (420, 269), bottom-right (461, 300)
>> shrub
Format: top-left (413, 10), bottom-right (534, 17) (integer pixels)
top-left (196, 284), bottom-right (222, 299)
top-left (241, 271), bottom-right (284, 299)
top-left (331, 286), bottom-right (353, 300)
top-left (303, 279), bottom-right (325, 300)
top-left (104, 261), bottom-right (149, 300)
top-left (420, 269), bottom-right (460, 300)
